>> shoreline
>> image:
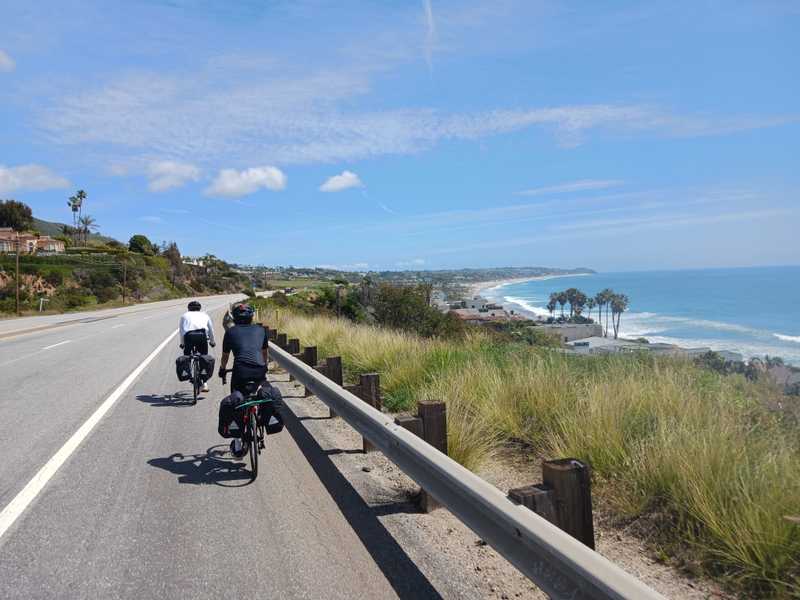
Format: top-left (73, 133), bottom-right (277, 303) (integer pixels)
top-left (467, 272), bottom-right (591, 300)
top-left (463, 275), bottom-right (800, 367)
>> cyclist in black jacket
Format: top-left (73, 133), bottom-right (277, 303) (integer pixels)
top-left (218, 303), bottom-right (269, 457)
top-left (218, 303), bottom-right (268, 393)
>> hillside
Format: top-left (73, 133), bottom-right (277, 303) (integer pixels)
top-left (32, 217), bottom-right (114, 243)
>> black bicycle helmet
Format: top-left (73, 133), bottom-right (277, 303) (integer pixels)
top-left (188, 300), bottom-right (201, 311)
top-left (232, 303), bottom-right (254, 324)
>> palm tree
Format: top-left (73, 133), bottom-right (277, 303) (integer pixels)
top-left (586, 297), bottom-right (596, 322)
top-left (78, 215), bottom-right (98, 245)
top-left (572, 291), bottom-right (587, 317)
top-left (556, 291), bottom-right (568, 318)
top-left (67, 190), bottom-right (86, 245)
top-left (598, 288), bottom-right (615, 337)
top-left (547, 293), bottom-right (558, 317)
top-left (610, 293), bottom-right (629, 339)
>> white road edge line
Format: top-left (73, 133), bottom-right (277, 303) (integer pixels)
top-left (0, 328), bottom-right (179, 540)
top-left (42, 340), bottom-right (71, 350)
top-left (111, 324), bottom-right (125, 329)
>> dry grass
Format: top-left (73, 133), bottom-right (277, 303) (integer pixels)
top-left (266, 309), bottom-right (800, 597)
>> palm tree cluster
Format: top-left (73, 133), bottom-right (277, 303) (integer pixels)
top-left (547, 287), bottom-right (629, 339)
top-left (65, 190), bottom-right (98, 246)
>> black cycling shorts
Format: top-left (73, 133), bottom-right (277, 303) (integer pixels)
top-left (231, 363), bottom-right (267, 394)
top-left (183, 329), bottom-right (208, 356)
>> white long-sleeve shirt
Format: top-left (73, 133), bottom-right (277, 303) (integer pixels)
top-left (178, 311), bottom-right (216, 348)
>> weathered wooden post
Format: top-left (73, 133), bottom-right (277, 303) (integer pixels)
top-left (302, 346), bottom-right (318, 397)
top-left (302, 346), bottom-right (318, 367)
top-left (276, 333), bottom-right (287, 350)
top-left (267, 328), bottom-right (277, 342)
top-left (542, 459), bottom-right (595, 549)
top-left (358, 373), bottom-right (381, 448)
top-left (508, 484), bottom-right (557, 525)
top-left (287, 338), bottom-right (301, 381)
top-left (417, 400), bottom-right (447, 512)
top-left (321, 356), bottom-right (343, 417)
top-left (395, 414), bottom-right (423, 438)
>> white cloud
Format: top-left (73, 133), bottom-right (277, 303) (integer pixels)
top-left (396, 258), bottom-right (426, 267)
top-left (319, 170), bottom-right (364, 192)
top-left (0, 50), bottom-right (15, 72)
top-left (205, 166), bottom-right (287, 198)
top-left (516, 179), bottom-right (625, 196)
top-left (139, 215), bottom-right (164, 224)
top-left (0, 164), bottom-right (70, 194)
top-left (147, 160), bottom-right (201, 192)
top-left (317, 262), bottom-right (369, 271)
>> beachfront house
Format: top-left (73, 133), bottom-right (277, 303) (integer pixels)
top-left (539, 323), bottom-right (603, 343)
top-left (0, 228), bottom-right (65, 254)
top-left (466, 296), bottom-right (489, 311)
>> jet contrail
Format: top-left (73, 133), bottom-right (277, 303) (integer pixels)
top-left (423, 0), bottom-right (436, 73)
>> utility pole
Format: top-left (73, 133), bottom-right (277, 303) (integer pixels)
top-left (122, 260), bottom-right (127, 305)
top-left (15, 233), bottom-right (20, 316)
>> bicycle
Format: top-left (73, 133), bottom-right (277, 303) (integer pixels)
top-left (220, 369), bottom-right (275, 480)
top-left (188, 349), bottom-right (203, 405)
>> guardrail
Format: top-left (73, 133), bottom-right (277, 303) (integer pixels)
top-left (268, 341), bottom-right (665, 600)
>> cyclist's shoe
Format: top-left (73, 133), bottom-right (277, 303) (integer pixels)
top-left (202, 382), bottom-right (209, 392)
top-left (231, 438), bottom-right (249, 458)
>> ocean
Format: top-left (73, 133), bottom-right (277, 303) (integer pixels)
top-left (481, 266), bottom-right (800, 366)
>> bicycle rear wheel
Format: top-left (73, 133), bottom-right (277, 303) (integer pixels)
top-left (249, 412), bottom-right (258, 480)
top-left (191, 358), bottom-right (199, 404)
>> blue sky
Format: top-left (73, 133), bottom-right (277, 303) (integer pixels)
top-left (1, 0), bottom-right (798, 271)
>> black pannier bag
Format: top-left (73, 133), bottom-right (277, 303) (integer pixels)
top-left (218, 391), bottom-right (245, 438)
top-left (198, 355), bottom-right (215, 382)
top-left (257, 384), bottom-right (284, 434)
top-left (175, 355), bottom-right (191, 381)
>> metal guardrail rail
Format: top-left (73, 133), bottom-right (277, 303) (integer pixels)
top-left (269, 342), bottom-right (665, 600)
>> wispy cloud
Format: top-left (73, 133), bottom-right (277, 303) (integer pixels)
top-left (319, 170), bottom-right (364, 192)
top-left (37, 66), bottom-right (797, 168)
top-left (422, 0), bottom-right (436, 72)
top-left (516, 179), bottom-right (625, 196)
top-left (0, 50), bottom-right (14, 72)
top-left (205, 166), bottom-right (287, 198)
top-left (0, 164), bottom-right (70, 194)
top-left (146, 160), bottom-right (201, 192)
top-left (426, 208), bottom-right (797, 255)
top-left (139, 215), bottom-right (164, 224)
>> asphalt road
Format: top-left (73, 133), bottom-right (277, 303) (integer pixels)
top-left (0, 297), bottom-right (436, 599)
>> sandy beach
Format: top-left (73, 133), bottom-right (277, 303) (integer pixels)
top-left (467, 272), bottom-right (592, 300)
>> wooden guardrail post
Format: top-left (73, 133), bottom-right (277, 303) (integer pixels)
top-left (395, 414), bottom-right (423, 438)
top-left (287, 338), bottom-right (301, 381)
top-left (542, 459), bottom-right (595, 549)
top-left (267, 328), bottom-right (277, 342)
top-left (417, 400), bottom-right (447, 512)
top-left (358, 373), bottom-right (381, 448)
top-left (323, 356), bottom-right (343, 418)
top-left (276, 333), bottom-right (287, 350)
top-left (302, 346), bottom-right (318, 397)
top-left (508, 484), bottom-right (557, 525)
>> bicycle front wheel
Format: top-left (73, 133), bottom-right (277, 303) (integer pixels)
top-left (249, 412), bottom-right (258, 480)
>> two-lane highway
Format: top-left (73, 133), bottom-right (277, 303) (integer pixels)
top-left (0, 297), bottom-right (445, 599)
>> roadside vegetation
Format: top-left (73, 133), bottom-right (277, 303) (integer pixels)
top-left (0, 198), bottom-right (251, 315)
top-left (255, 297), bottom-right (799, 598)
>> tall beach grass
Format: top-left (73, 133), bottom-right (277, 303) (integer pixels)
top-left (266, 309), bottom-right (800, 597)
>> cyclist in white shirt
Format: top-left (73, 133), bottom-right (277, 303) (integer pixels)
top-left (179, 300), bottom-right (216, 392)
